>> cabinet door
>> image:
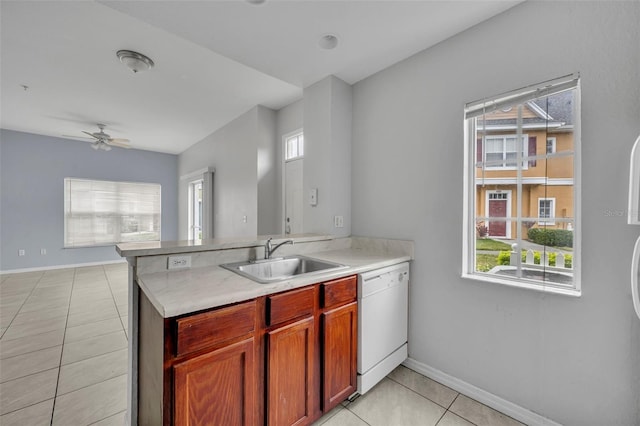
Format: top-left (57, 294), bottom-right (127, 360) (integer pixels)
top-left (322, 301), bottom-right (357, 412)
top-left (173, 338), bottom-right (255, 426)
top-left (267, 317), bottom-right (314, 426)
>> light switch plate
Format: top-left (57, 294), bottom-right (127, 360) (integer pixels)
top-left (310, 188), bottom-right (318, 206)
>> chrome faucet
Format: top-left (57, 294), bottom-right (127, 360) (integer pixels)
top-left (265, 238), bottom-right (294, 259)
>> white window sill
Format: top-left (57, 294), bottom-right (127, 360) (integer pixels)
top-left (461, 272), bottom-right (581, 297)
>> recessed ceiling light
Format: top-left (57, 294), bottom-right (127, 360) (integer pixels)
top-left (318, 34), bottom-right (339, 50)
top-left (246, 0), bottom-right (266, 4)
top-left (117, 50), bottom-right (155, 73)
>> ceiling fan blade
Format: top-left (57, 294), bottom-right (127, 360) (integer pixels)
top-left (107, 138), bottom-right (131, 148)
top-left (62, 134), bottom-right (94, 140)
top-left (82, 131), bottom-right (99, 139)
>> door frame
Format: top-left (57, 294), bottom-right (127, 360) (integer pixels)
top-left (485, 189), bottom-right (512, 238)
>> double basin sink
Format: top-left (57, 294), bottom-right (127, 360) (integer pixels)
top-left (221, 255), bottom-right (346, 284)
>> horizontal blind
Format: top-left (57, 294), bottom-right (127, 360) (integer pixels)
top-left (465, 73), bottom-right (579, 119)
top-left (64, 178), bottom-right (161, 247)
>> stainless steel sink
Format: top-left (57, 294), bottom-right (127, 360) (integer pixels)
top-left (220, 255), bottom-right (347, 284)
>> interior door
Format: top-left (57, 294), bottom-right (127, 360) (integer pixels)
top-left (285, 159), bottom-right (303, 235)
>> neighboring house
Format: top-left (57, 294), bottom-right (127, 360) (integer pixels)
top-left (475, 91), bottom-right (574, 238)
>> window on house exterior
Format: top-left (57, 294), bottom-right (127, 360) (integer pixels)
top-left (64, 178), bottom-right (161, 247)
top-left (538, 198), bottom-right (555, 225)
top-left (285, 132), bottom-right (304, 161)
top-left (484, 135), bottom-right (529, 169)
top-left (463, 74), bottom-right (580, 295)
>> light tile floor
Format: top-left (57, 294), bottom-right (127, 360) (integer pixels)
top-left (1, 264), bottom-right (525, 426)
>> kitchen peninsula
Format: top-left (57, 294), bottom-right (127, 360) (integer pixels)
top-left (117, 234), bottom-right (413, 426)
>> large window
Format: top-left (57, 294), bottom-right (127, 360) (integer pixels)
top-left (64, 178), bottom-right (161, 247)
top-left (463, 74), bottom-right (580, 295)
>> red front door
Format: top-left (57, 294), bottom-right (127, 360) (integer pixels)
top-left (488, 193), bottom-right (507, 237)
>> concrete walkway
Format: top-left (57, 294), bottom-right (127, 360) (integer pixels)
top-left (477, 238), bottom-right (573, 255)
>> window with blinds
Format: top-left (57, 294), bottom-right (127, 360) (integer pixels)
top-left (462, 74), bottom-right (581, 295)
top-left (64, 178), bottom-right (161, 247)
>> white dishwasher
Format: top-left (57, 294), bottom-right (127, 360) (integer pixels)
top-left (357, 262), bottom-right (409, 395)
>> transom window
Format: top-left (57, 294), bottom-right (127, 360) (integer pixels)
top-left (285, 132), bottom-right (304, 161)
top-left (463, 74), bottom-right (581, 295)
top-left (64, 178), bottom-right (161, 247)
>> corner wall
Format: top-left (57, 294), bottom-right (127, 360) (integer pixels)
top-left (351, 2), bottom-right (639, 424)
top-left (0, 129), bottom-right (179, 271)
top-left (178, 105), bottom-right (279, 239)
top-left (303, 76), bottom-right (352, 237)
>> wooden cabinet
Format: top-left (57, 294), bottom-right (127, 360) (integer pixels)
top-left (320, 276), bottom-right (358, 412)
top-left (137, 274), bottom-right (357, 426)
top-left (267, 317), bottom-right (314, 426)
top-left (174, 338), bottom-right (255, 426)
top-left (266, 286), bottom-right (316, 426)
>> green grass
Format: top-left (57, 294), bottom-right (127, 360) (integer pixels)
top-left (476, 254), bottom-right (499, 272)
top-left (476, 238), bottom-right (511, 251)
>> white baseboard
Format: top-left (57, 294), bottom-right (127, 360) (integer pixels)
top-left (0, 259), bottom-right (127, 275)
top-left (403, 358), bottom-right (562, 426)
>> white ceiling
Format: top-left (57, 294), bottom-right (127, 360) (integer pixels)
top-left (1, 0), bottom-right (522, 154)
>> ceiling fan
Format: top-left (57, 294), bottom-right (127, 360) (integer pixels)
top-left (78, 124), bottom-right (131, 151)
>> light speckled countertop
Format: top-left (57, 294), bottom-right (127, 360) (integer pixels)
top-left (137, 248), bottom-right (411, 318)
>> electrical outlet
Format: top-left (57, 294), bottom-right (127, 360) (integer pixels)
top-left (18, 249), bottom-right (25, 256)
top-left (40, 248), bottom-right (47, 255)
top-left (334, 215), bottom-right (344, 228)
top-left (168, 255), bottom-right (192, 270)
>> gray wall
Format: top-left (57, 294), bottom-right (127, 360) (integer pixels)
top-left (352, 2), bottom-right (639, 425)
top-left (257, 106), bottom-right (278, 235)
top-left (178, 105), bottom-right (279, 239)
top-left (0, 129), bottom-right (178, 271)
top-left (303, 76), bottom-right (352, 237)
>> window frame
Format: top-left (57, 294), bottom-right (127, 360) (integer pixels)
top-left (462, 74), bottom-right (581, 297)
top-left (538, 197), bottom-right (556, 225)
top-left (188, 179), bottom-right (203, 241)
top-left (546, 137), bottom-right (557, 154)
top-left (285, 131), bottom-right (304, 161)
top-left (483, 134), bottom-right (529, 170)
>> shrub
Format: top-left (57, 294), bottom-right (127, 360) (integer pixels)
top-left (521, 250), bottom-right (541, 264)
top-left (497, 251), bottom-right (511, 265)
top-left (521, 250), bottom-right (572, 268)
top-left (527, 228), bottom-right (573, 247)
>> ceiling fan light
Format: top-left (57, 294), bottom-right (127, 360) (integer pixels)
top-left (91, 142), bottom-right (100, 150)
top-left (117, 50), bottom-right (154, 73)
top-left (102, 144), bottom-right (112, 151)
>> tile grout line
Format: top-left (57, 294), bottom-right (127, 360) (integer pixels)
top-left (0, 272), bottom-right (46, 340)
top-left (104, 266), bottom-right (127, 334)
top-left (385, 374), bottom-right (459, 412)
top-left (49, 267), bottom-right (77, 426)
top-left (65, 265), bottom-right (127, 426)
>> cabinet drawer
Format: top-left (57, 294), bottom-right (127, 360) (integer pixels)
top-left (267, 286), bottom-right (314, 326)
top-left (175, 300), bottom-right (256, 357)
top-left (322, 275), bottom-right (357, 309)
